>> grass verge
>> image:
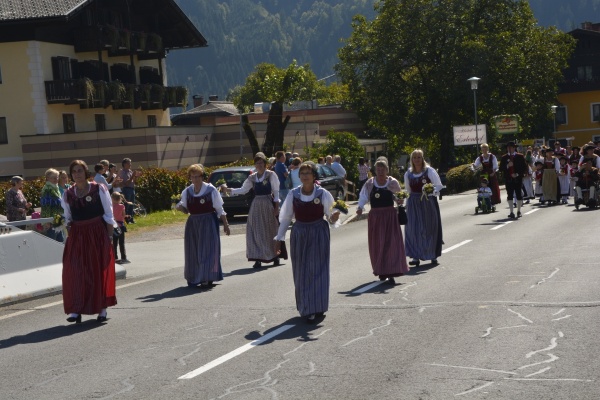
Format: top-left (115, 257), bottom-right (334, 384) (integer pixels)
top-left (126, 209), bottom-right (188, 235)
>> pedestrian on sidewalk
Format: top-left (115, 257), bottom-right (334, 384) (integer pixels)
top-left (404, 149), bottom-right (444, 267)
top-left (275, 161), bottom-right (339, 324)
top-left (40, 168), bottom-right (64, 242)
top-left (356, 157), bottom-right (409, 284)
top-left (61, 160), bottom-right (116, 324)
top-left (111, 192), bottom-right (129, 264)
top-left (176, 164), bottom-right (229, 288)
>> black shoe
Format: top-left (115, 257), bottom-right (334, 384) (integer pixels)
top-left (97, 315), bottom-right (107, 323)
top-left (273, 258), bottom-right (281, 266)
top-left (508, 213), bottom-right (515, 219)
top-left (379, 276), bottom-right (386, 281)
top-left (253, 261), bottom-right (261, 269)
top-left (387, 278), bottom-right (396, 285)
top-left (517, 211), bottom-right (522, 218)
top-left (306, 314), bottom-right (316, 324)
top-left (430, 259), bottom-right (439, 266)
top-left (67, 314), bottom-right (81, 324)
top-left (316, 312), bottom-right (325, 317)
top-left (409, 259), bottom-right (420, 266)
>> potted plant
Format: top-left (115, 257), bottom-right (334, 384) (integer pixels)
top-left (147, 33), bottom-right (163, 53)
top-left (108, 80), bottom-right (126, 109)
top-left (175, 86), bottom-right (189, 110)
top-left (78, 77), bottom-right (95, 106)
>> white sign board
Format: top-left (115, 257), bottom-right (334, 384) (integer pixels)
top-left (453, 125), bottom-right (487, 146)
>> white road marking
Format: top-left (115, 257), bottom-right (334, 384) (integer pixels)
top-left (455, 381), bottom-right (494, 396)
top-left (530, 268), bottom-right (560, 289)
top-left (552, 315), bottom-right (571, 322)
top-left (524, 209), bottom-right (540, 215)
top-left (178, 324), bottom-right (295, 379)
top-left (505, 377), bottom-right (593, 382)
top-left (496, 325), bottom-right (528, 330)
top-left (552, 308), bottom-right (566, 316)
top-left (525, 367), bottom-right (551, 377)
top-left (430, 363), bottom-right (517, 375)
top-left (508, 308), bottom-right (533, 324)
top-left (481, 327), bottom-right (492, 337)
top-left (490, 221), bottom-right (513, 230)
top-left (0, 275), bottom-right (167, 321)
top-left (353, 281), bottom-right (384, 294)
top-left (442, 240), bottom-right (472, 254)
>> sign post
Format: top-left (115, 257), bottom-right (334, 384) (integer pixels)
top-left (453, 125), bottom-right (487, 146)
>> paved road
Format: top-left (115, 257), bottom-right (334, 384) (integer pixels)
top-left (1, 194), bottom-right (599, 399)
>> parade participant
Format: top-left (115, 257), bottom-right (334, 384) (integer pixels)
top-left (61, 160), bottom-right (116, 323)
top-left (476, 178), bottom-right (493, 212)
top-left (275, 161), bottom-right (339, 323)
top-left (176, 164), bottom-right (229, 287)
top-left (522, 163), bottom-right (535, 203)
top-left (471, 143), bottom-right (501, 205)
top-left (570, 146), bottom-right (581, 164)
top-left (499, 141), bottom-right (528, 218)
top-left (533, 161), bottom-right (544, 200)
top-left (569, 160), bottom-right (579, 198)
top-left (553, 141), bottom-right (566, 156)
top-left (356, 157), bottom-right (409, 284)
top-left (541, 147), bottom-right (560, 205)
top-left (404, 149), bottom-right (444, 267)
top-left (579, 144), bottom-right (600, 169)
top-left (557, 156), bottom-right (571, 204)
top-left (223, 152), bottom-right (285, 268)
top-left (574, 159), bottom-right (599, 207)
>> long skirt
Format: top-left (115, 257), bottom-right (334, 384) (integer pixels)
top-left (62, 216), bottom-right (116, 315)
top-left (522, 176), bottom-right (535, 199)
top-left (558, 174), bottom-right (570, 197)
top-left (246, 195), bottom-right (279, 262)
top-left (291, 219), bottom-right (330, 317)
top-left (405, 193), bottom-right (443, 261)
top-left (489, 174), bottom-right (501, 204)
top-left (367, 206), bottom-right (409, 278)
top-left (184, 212), bottom-right (223, 285)
top-left (542, 170), bottom-right (559, 202)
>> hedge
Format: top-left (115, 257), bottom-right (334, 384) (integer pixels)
top-left (445, 164), bottom-right (480, 194)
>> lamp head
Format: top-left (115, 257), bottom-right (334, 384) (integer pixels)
top-left (551, 105), bottom-right (558, 114)
top-left (468, 76), bottom-right (481, 90)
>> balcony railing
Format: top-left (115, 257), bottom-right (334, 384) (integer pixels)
top-left (44, 79), bottom-right (187, 110)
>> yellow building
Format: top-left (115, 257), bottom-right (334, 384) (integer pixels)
top-left (0, 0), bottom-right (207, 178)
top-left (556, 22), bottom-right (600, 146)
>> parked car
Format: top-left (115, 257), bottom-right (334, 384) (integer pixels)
top-left (208, 166), bottom-right (255, 217)
top-left (316, 165), bottom-right (345, 200)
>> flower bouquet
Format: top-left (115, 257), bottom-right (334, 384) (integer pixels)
top-left (395, 190), bottom-right (408, 200)
top-left (171, 194), bottom-right (181, 214)
top-left (332, 199), bottom-right (348, 214)
top-left (215, 178), bottom-right (229, 197)
top-left (52, 214), bottom-right (65, 228)
top-left (421, 183), bottom-right (434, 200)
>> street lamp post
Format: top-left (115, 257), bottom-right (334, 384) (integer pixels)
top-left (468, 77), bottom-right (481, 159)
top-left (551, 105), bottom-right (558, 146)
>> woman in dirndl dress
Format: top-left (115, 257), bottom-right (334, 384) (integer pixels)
top-left (541, 147), bottom-right (560, 205)
top-left (224, 152), bottom-right (286, 268)
top-left (356, 157), bottom-right (409, 284)
top-left (177, 164), bottom-right (230, 287)
top-left (276, 162), bottom-right (339, 324)
top-left (471, 143), bottom-right (501, 205)
top-left (61, 160), bottom-right (116, 324)
top-left (404, 149), bottom-right (444, 267)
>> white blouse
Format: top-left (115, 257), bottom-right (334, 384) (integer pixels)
top-left (231, 170), bottom-right (280, 203)
top-left (275, 186), bottom-right (335, 241)
top-left (473, 153), bottom-right (498, 171)
top-left (179, 183), bottom-right (226, 217)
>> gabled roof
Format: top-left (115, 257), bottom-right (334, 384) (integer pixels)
top-left (172, 101), bottom-right (240, 123)
top-left (0, 0), bottom-right (90, 22)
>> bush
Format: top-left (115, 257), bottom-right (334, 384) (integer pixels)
top-left (445, 164), bottom-right (480, 194)
top-left (135, 167), bottom-right (189, 212)
top-left (304, 130), bottom-right (365, 183)
top-left (1, 177), bottom-right (45, 217)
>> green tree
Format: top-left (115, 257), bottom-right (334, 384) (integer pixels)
top-left (233, 61), bottom-right (324, 156)
top-left (336, 0), bottom-right (575, 169)
top-left (307, 130), bottom-right (364, 183)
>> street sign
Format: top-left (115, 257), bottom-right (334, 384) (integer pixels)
top-left (493, 114), bottom-right (520, 135)
top-left (453, 125), bottom-right (487, 146)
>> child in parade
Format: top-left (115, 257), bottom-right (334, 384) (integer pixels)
top-left (569, 160), bottom-right (579, 198)
top-left (557, 156), bottom-right (571, 204)
top-left (534, 161), bottom-right (544, 200)
top-left (477, 178), bottom-right (493, 212)
top-left (574, 159), bottom-right (599, 207)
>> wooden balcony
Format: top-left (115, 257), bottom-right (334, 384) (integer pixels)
top-left (73, 26), bottom-right (163, 57)
top-left (45, 80), bottom-right (186, 110)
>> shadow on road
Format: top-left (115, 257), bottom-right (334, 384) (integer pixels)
top-left (136, 285), bottom-right (214, 302)
top-left (244, 316), bottom-right (326, 345)
top-left (0, 322), bottom-right (102, 349)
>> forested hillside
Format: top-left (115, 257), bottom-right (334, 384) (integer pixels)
top-left (168, 0), bottom-right (600, 102)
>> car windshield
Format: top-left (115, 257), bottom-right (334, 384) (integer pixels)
top-left (318, 165), bottom-right (336, 178)
top-left (209, 171), bottom-right (251, 189)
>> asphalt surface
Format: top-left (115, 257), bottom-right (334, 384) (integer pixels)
top-left (1, 192), bottom-right (600, 399)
